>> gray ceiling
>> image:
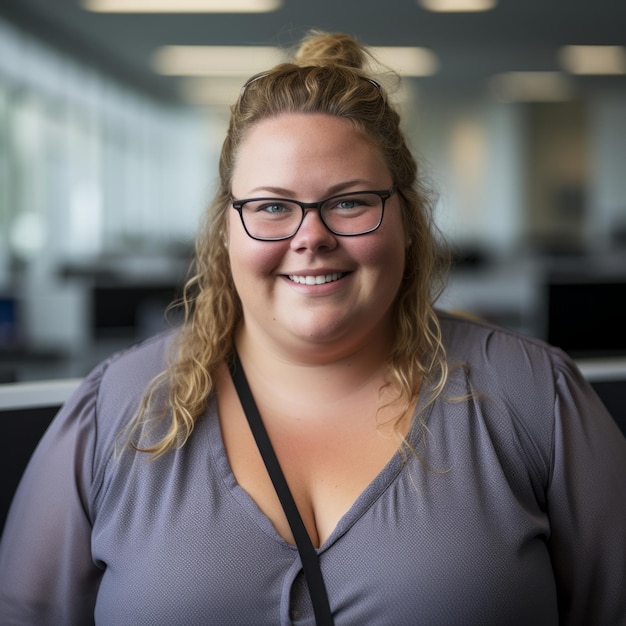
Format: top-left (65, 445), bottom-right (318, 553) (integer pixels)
top-left (2, 0), bottom-right (625, 104)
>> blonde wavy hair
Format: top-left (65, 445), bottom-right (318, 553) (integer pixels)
top-left (129, 31), bottom-right (450, 458)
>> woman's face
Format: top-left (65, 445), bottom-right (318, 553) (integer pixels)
top-left (229, 112), bottom-right (407, 360)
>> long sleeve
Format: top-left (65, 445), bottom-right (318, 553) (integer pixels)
top-left (547, 359), bottom-right (626, 625)
top-left (441, 311), bottom-right (626, 624)
top-left (0, 367), bottom-right (105, 625)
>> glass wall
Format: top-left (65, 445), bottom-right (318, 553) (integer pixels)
top-left (0, 17), bottom-right (213, 380)
top-left (0, 18), bottom-right (211, 270)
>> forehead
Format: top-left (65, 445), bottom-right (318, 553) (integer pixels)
top-left (231, 113), bottom-right (389, 195)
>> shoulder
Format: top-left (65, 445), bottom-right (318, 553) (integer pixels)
top-left (434, 307), bottom-right (614, 448)
top-left (435, 310), bottom-right (583, 442)
top-left (437, 309), bottom-right (573, 383)
top-left (432, 311), bottom-right (589, 492)
top-left (51, 329), bottom-right (176, 427)
top-left (57, 329), bottom-right (179, 461)
top-left (89, 328), bottom-right (179, 436)
top-left (96, 328), bottom-right (178, 406)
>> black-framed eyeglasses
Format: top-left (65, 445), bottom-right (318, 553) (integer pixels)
top-left (231, 186), bottom-right (397, 242)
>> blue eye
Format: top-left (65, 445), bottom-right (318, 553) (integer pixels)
top-left (256, 202), bottom-right (292, 214)
top-left (326, 195), bottom-right (372, 213)
top-left (336, 199), bottom-right (359, 209)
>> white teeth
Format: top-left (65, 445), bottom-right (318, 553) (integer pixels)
top-left (288, 272), bottom-right (343, 285)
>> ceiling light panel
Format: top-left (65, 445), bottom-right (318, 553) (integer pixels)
top-left (370, 46), bottom-right (439, 76)
top-left (418, 0), bottom-right (497, 12)
top-left (153, 46), bottom-right (286, 76)
top-left (488, 72), bottom-right (576, 102)
top-left (559, 45), bottom-right (626, 75)
top-left (82, 0), bottom-right (281, 13)
top-left (179, 77), bottom-right (245, 106)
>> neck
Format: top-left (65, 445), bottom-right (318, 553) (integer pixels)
top-left (233, 322), bottom-right (394, 409)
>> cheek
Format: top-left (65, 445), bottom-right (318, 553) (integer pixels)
top-left (360, 225), bottom-right (407, 280)
top-left (228, 219), bottom-right (286, 284)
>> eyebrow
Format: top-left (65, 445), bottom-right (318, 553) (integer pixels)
top-left (240, 179), bottom-right (382, 198)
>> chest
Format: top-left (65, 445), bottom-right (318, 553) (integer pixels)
top-left (217, 376), bottom-right (409, 548)
top-left (91, 408), bottom-right (557, 625)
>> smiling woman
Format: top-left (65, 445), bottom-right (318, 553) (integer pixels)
top-left (1, 30), bottom-right (625, 626)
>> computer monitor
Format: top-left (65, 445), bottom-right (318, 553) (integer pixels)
top-left (546, 278), bottom-right (626, 358)
top-left (546, 274), bottom-right (626, 435)
top-left (92, 283), bottom-right (182, 340)
top-left (0, 295), bottom-right (18, 349)
top-left (576, 358), bottom-right (626, 437)
top-left (0, 379), bottom-right (80, 533)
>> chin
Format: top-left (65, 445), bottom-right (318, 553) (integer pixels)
top-left (288, 320), bottom-right (375, 353)
top-left (295, 327), bottom-right (347, 345)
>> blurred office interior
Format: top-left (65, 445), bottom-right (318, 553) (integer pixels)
top-left (1, 0), bottom-right (626, 383)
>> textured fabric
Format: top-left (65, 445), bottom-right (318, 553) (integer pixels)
top-left (1, 312), bottom-right (625, 625)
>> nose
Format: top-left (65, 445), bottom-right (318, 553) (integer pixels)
top-left (289, 207), bottom-right (337, 252)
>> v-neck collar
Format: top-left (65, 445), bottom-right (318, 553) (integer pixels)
top-left (204, 393), bottom-right (431, 552)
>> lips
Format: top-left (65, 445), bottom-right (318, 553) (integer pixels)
top-left (287, 272), bottom-right (345, 285)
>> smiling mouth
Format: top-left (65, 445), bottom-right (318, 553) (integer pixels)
top-left (287, 272), bottom-right (345, 285)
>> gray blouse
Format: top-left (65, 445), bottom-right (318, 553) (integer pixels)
top-left (1, 312), bottom-right (625, 625)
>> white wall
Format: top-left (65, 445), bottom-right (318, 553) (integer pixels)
top-left (406, 88), bottom-right (525, 254)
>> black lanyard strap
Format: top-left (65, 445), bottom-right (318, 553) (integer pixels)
top-left (229, 351), bottom-right (335, 626)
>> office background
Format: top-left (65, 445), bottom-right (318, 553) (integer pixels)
top-left (1, 0), bottom-right (626, 383)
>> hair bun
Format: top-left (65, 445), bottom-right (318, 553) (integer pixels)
top-left (292, 31), bottom-right (368, 70)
